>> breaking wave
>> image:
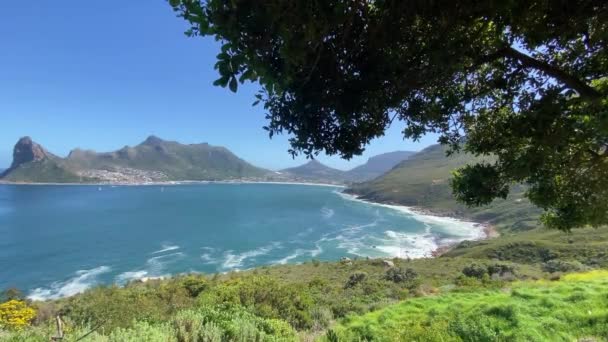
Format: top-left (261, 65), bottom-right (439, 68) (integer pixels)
top-left (221, 242), bottom-right (281, 270)
top-left (28, 266), bottom-right (111, 301)
top-left (151, 244), bottom-right (180, 254)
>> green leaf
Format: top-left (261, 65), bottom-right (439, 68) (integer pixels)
top-left (229, 77), bottom-right (238, 92)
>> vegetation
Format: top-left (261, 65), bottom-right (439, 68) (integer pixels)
top-left (327, 270), bottom-right (608, 341)
top-left (348, 144), bottom-right (541, 231)
top-left (171, 0), bottom-right (608, 230)
top-left (0, 300), bottom-right (36, 331)
top-left (2, 158), bottom-right (84, 183)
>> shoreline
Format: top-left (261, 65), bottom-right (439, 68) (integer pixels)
top-left (335, 191), bottom-right (499, 256)
top-left (0, 180), bottom-right (346, 188)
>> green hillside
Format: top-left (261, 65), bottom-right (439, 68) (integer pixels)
top-left (348, 144), bottom-right (541, 231)
top-left (281, 160), bottom-right (346, 182)
top-left (327, 270), bottom-right (608, 341)
top-left (1, 158), bottom-right (83, 183)
top-left (65, 136), bottom-right (269, 181)
top-left (344, 151), bottom-right (415, 181)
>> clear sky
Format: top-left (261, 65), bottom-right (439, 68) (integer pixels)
top-left (0, 1), bottom-right (438, 170)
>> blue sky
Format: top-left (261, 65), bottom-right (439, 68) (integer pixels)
top-left (0, 1), bottom-right (438, 170)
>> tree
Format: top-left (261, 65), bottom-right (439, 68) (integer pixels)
top-left (170, 0), bottom-right (608, 230)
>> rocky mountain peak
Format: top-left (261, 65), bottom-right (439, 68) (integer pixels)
top-left (9, 136), bottom-right (49, 169)
top-left (142, 135), bottom-right (164, 146)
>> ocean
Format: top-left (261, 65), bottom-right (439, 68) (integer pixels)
top-left (0, 183), bottom-right (484, 300)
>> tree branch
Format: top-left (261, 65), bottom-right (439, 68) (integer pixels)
top-left (502, 46), bottom-right (602, 100)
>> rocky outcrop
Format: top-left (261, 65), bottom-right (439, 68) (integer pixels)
top-left (8, 137), bottom-right (49, 169)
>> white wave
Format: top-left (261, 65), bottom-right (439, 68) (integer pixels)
top-left (146, 252), bottom-right (185, 275)
top-left (334, 191), bottom-right (485, 241)
top-left (275, 250), bottom-right (303, 264)
top-left (375, 230), bottom-right (438, 258)
top-left (321, 207), bottom-right (335, 219)
top-left (274, 243), bottom-right (323, 264)
top-left (116, 270), bottom-right (148, 283)
top-left (28, 266), bottom-right (111, 301)
top-left (221, 242), bottom-right (280, 270)
top-left (200, 253), bottom-right (218, 264)
top-left (151, 244), bottom-right (180, 254)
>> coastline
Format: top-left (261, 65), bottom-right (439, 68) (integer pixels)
top-left (0, 179), bottom-right (346, 188)
top-left (335, 191), bottom-right (499, 257)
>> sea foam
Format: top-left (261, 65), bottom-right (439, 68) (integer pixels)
top-left (221, 242), bottom-right (281, 270)
top-left (28, 266), bottom-right (111, 301)
top-left (335, 191), bottom-right (485, 239)
top-left (151, 244), bottom-right (180, 254)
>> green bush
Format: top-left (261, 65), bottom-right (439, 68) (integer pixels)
top-left (344, 272), bottom-right (367, 289)
top-left (542, 260), bottom-right (588, 273)
top-left (384, 267), bottom-right (420, 290)
top-left (196, 276), bottom-right (313, 330)
top-left (172, 305), bottom-right (297, 341)
top-left (108, 321), bottom-right (176, 342)
top-left (462, 263), bottom-right (488, 279)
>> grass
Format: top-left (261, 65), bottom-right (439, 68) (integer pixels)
top-left (327, 270), bottom-right (608, 341)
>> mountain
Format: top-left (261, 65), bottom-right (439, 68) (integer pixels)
top-left (280, 160), bottom-right (346, 182)
top-left (347, 144), bottom-right (541, 231)
top-left (344, 151), bottom-right (415, 181)
top-left (1, 136), bottom-right (269, 183)
top-left (0, 137), bottom-right (83, 183)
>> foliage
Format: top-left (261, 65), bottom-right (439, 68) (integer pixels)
top-left (384, 267), bottom-right (420, 290)
top-left (542, 260), bottom-right (588, 274)
top-left (328, 270), bottom-right (608, 341)
top-left (172, 305), bottom-right (297, 341)
top-left (344, 272), bottom-right (367, 289)
top-left (108, 321), bottom-right (177, 342)
top-left (0, 300), bottom-right (36, 331)
top-left (171, 0), bottom-right (608, 230)
top-left (196, 275), bottom-right (314, 330)
top-left (348, 143), bottom-right (541, 232)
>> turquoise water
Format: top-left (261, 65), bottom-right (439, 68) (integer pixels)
top-left (0, 183), bottom-right (483, 300)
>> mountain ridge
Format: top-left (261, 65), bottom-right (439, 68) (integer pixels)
top-left (1, 136), bottom-right (269, 183)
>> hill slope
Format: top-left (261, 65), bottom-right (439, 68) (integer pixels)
top-left (348, 144), bottom-right (541, 231)
top-left (344, 151), bottom-right (414, 181)
top-left (0, 137), bottom-right (83, 183)
top-left (1, 136), bottom-right (269, 183)
top-left (280, 160), bottom-right (346, 182)
top-left (328, 270), bottom-right (608, 341)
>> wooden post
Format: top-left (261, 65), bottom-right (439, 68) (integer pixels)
top-left (50, 315), bottom-right (64, 341)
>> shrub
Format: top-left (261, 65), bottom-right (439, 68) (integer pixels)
top-left (172, 305), bottom-right (297, 341)
top-left (384, 267), bottom-right (420, 290)
top-left (542, 260), bottom-right (587, 273)
top-left (108, 321), bottom-right (176, 342)
top-left (197, 276), bottom-right (313, 330)
top-left (344, 272), bottom-right (367, 289)
top-left (179, 275), bottom-right (209, 298)
top-left (310, 307), bottom-right (333, 330)
top-left (487, 264), bottom-right (515, 277)
top-left (0, 300), bottom-right (36, 331)
top-left (462, 264), bottom-right (488, 279)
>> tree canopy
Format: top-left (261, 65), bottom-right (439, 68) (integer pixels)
top-left (170, 0), bottom-right (608, 230)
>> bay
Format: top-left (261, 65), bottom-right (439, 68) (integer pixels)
top-left (0, 183), bottom-right (484, 300)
